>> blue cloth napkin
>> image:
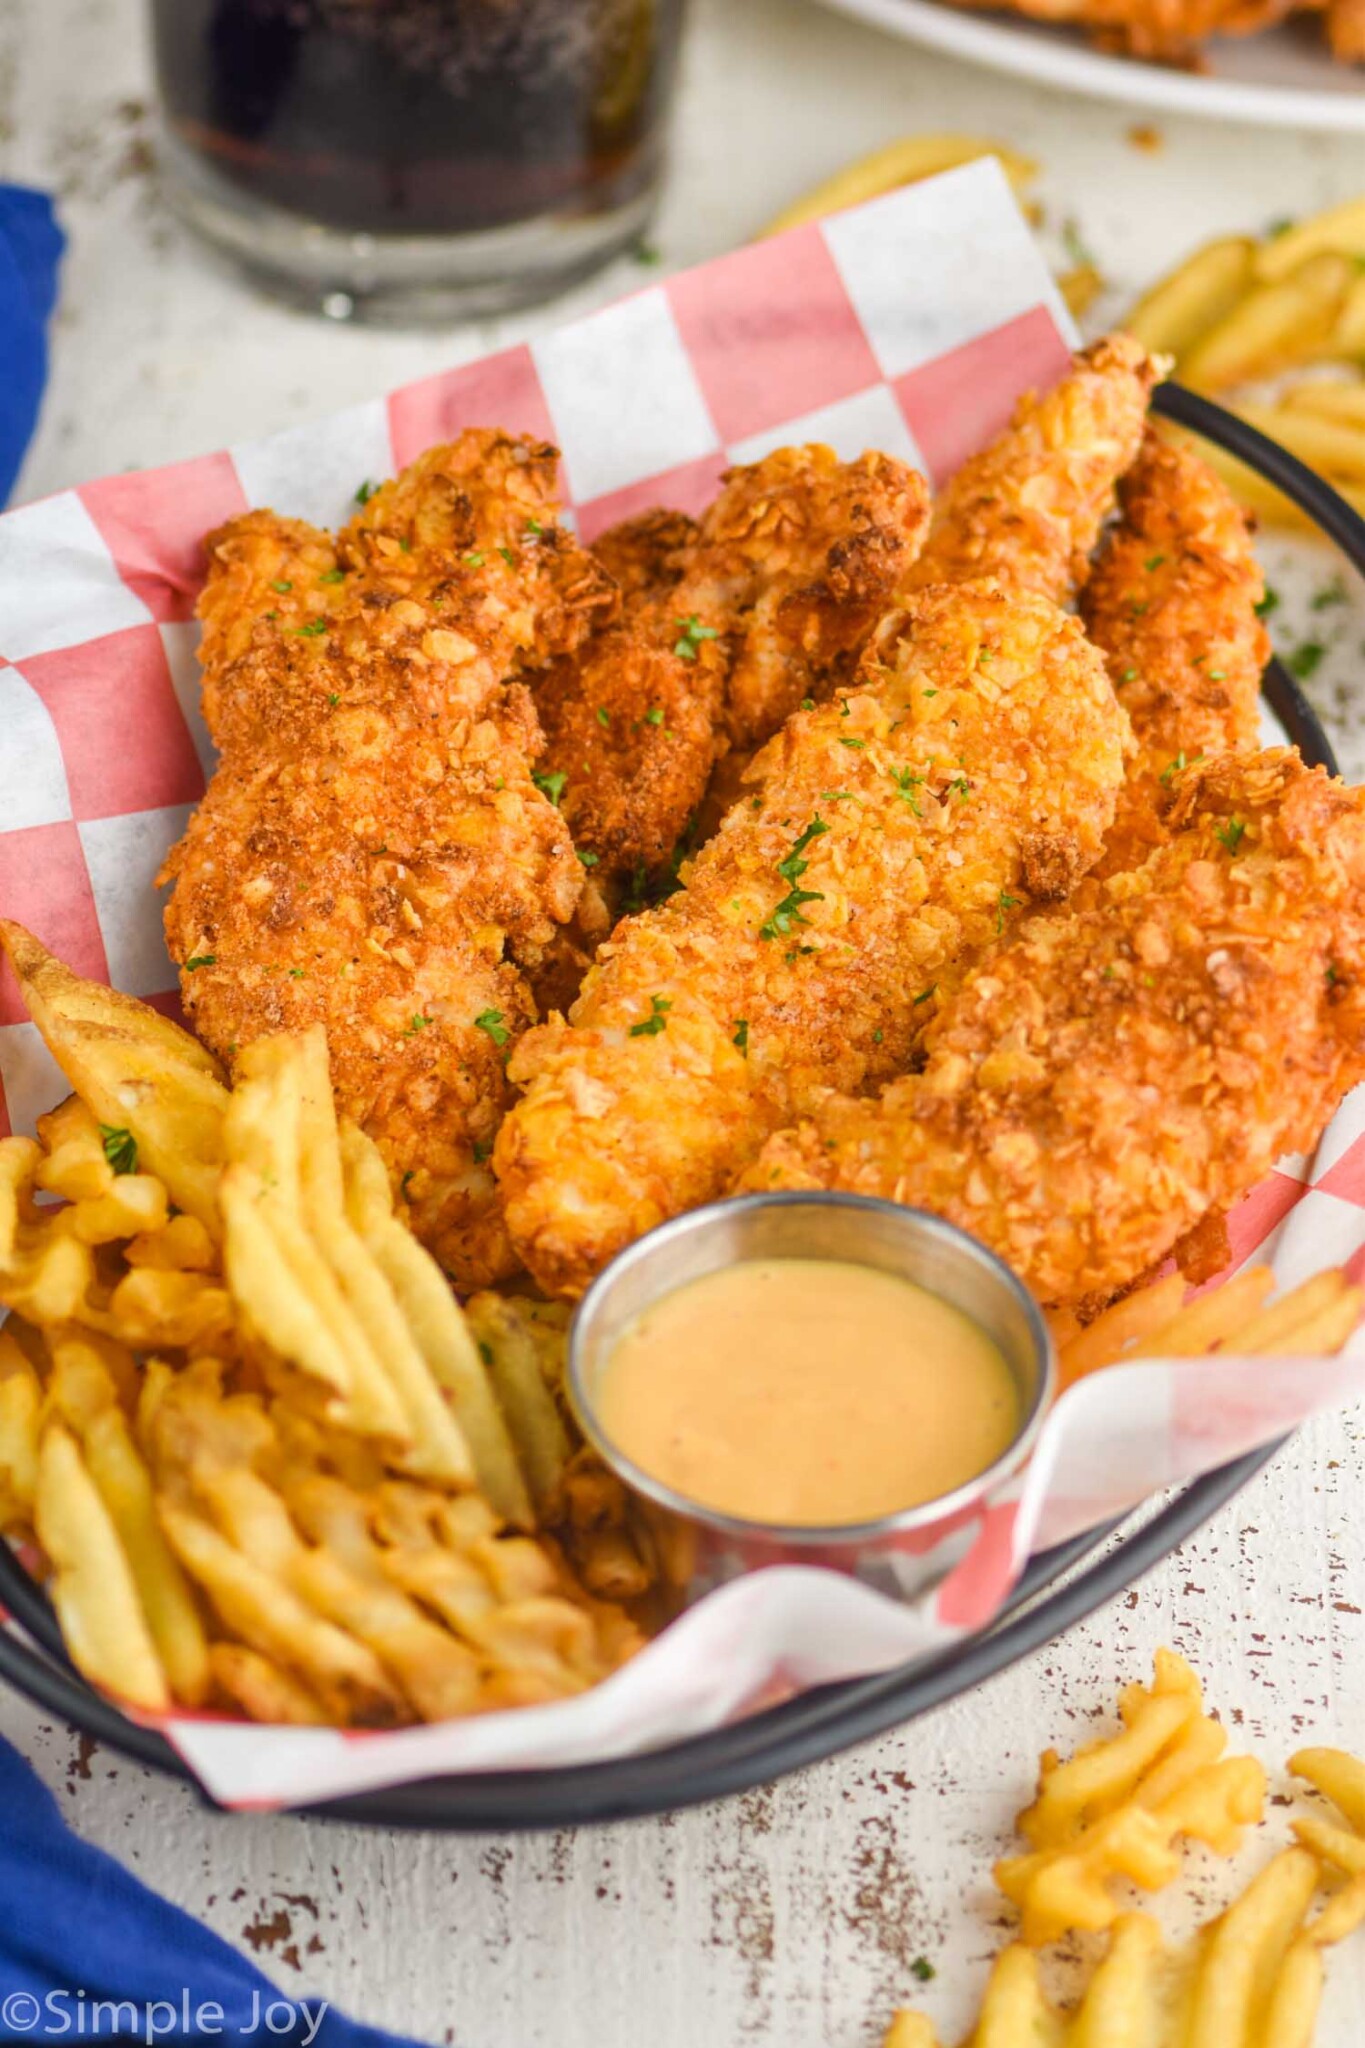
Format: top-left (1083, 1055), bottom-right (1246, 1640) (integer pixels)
top-left (0, 1735), bottom-right (422, 2046)
top-left (0, 186), bottom-right (63, 505)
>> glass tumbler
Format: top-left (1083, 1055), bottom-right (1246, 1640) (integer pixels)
top-left (150, 0), bottom-right (689, 324)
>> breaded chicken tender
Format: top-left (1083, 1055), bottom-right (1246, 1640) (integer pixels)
top-left (1083, 431), bottom-right (1269, 878)
top-left (590, 508), bottom-right (698, 603)
top-left (533, 448), bottom-right (931, 895)
top-left (163, 433), bottom-right (617, 1289)
top-left (747, 751), bottom-right (1365, 1310)
top-left (496, 580), bottom-right (1128, 1298)
top-left (907, 335), bottom-right (1158, 601)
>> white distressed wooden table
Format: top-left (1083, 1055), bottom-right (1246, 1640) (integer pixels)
top-left (4, 1), bottom-right (1365, 2040)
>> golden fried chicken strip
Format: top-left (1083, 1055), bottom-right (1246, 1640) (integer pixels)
top-left (533, 448), bottom-right (931, 895)
top-left (496, 580), bottom-right (1128, 1298)
top-left (163, 432), bottom-right (618, 1289)
top-left (590, 508), bottom-right (698, 603)
top-left (747, 750), bottom-right (1365, 1310)
top-left (1083, 432), bottom-right (1269, 878)
top-left (906, 335), bottom-right (1158, 601)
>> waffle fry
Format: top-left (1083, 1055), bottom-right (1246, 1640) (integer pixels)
top-left (889, 1860), bottom-right (1365, 2048)
top-left (996, 1649), bottom-right (1265, 1944)
top-left (0, 919), bottom-right (228, 1232)
top-left (0, 932), bottom-right (650, 1729)
top-left (35, 1422), bottom-right (171, 1713)
top-left (1058, 1265), bottom-right (1363, 1388)
top-left (886, 1664), bottom-right (1365, 2048)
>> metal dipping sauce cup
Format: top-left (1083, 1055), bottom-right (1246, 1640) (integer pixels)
top-left (566, 1193), bottom-right (1055, 1605)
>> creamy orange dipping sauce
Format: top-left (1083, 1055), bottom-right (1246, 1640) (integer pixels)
top-left (596, 1258), bottom-right (1020, 1527)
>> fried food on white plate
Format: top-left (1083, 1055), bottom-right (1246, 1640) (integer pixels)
top-left (496, 578), bottom-right (1128, 1298)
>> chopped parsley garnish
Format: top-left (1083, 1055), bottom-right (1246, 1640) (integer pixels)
top-left (800, 697), bottom-right (815, 711)
top-left (996, 889), bottom-right (1020, 934)
top-left (577, 848), bottom-right (600, 868)
top-left (1328, 963), bottom-right (1341, 987)
top-left (910, 1958), bottom-right (936, 1984)
top-left (948, 774), bottom-right (970, 799)
top-left (99, 1125), bottom-right (138, 1176)
top-left (839, 736), bottom-right (866, 751)
top-left (403, 1012), bottom-right (432, 1036)
top-left (1215, 817), bottom-right (1246, 855)
top-left (733, 1019), bottom-right (749, 1055)
top-left (498, 546), bottom-right (517, 566)
top-left (291, 617), bottom-right (329, 638)
top-left (914, 984), bottom-right (937, 1005)
top-left (674, 614), bottom-right (719, 661)
top-left (474, 1008), bottom-right (510, 1048)
top-left (472, 1140), bottom-right (491, 1164)
top-left (288, 966), bottom-right (306, 979)
top-left (533, 769), bottom-right (568, 806)
top-left (629, 994), bottom-right (672, 1038)
top-left (1267, 216), bottom-right (1295, 238)
top-left (464, 551), bottom-right (485, 567)
top-left (1312, 575), bottom-right (1347, 611)
top-left (1254, 586), bottom-right (1280, 618)
top-left (760, 886), bottom-right (823, 942)
top-left (889, 766), bottom-right (923, 817)
top-left (1143, 554), bottom-right (1166, 573)
top-left (595, 706), bottom-right (612, 729)
top-left (184, 954), bottom-right (216, 971)
top-left (1121, 667), bottom-right (1139, 684)
top-left (271, 578), bottom-right (293, 594)
top-left (820, 789), bottom-right (859, 804)
top-left (1290, 640), bottom-right (1325, 680)
top-left (632, 238), bottom-right (663, 266)
top-left (1207, 667), bottom-right (1226, 681)
top-left (526, 517), bottom-right (544, 537)
top-left (327, 692), bottom-right (340, 707)
top-left (839, 698), bottom-right (852, 718)
top-left (319, 566), bottom-right (345, 584)
top-left (1159, 749), bottom-right (1201, 786)
top-left (644, 706), bottom-right (665, 727)
top-left (776, 816), bottom-right (829, 886)
top-left (401, 1170), bottom-right (415, 1193)
top-left (354, 479), bottom-right (378, 505)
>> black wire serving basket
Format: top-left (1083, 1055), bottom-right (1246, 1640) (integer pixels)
top-left (0, 383), bottom-right (1361, 1832)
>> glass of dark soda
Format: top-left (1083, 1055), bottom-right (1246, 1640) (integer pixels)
top-left (150, 0), bottom-right (689, 323)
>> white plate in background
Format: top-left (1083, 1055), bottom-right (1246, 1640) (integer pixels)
top-left (811, 0), bottom-right (1365, 131)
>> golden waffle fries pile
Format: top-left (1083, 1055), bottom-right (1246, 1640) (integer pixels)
top-left (994, 1647), bottom-right (1266, 1945)
top-left (0, 921), bottom-right (650, 1725)
top-left (1126, 196), bottom-right (1365, 527)
top-left (885, 1652), bottom-right (1365, 2047)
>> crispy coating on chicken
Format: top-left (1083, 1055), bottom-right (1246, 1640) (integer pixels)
top-left (532, 448), bottom-right (931, 898)
top-left (1083, 432), bottom-right (1269, 878)
top-left (746, 751), bottom-right (1365, 1309)
top-left (589, 508), bottom-right (698, 603)
top-left (495, 580), bottom-right (1128, 1298)
top-left (163, 432), bottom-right (618, 1289)
top-left (906, 335), bottom-right (1158, 602)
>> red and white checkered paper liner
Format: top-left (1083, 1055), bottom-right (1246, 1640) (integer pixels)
top-left (2, 161), bottom-right (1363, 1809)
